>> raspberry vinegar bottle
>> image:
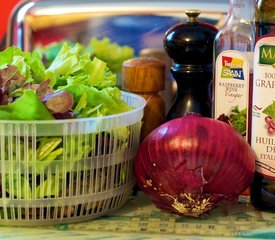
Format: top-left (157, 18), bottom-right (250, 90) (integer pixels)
top-left (213, 0), bottom-right (255, 140)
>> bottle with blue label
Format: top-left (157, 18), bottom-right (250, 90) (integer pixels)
top-left (213, 0), bottom-right (255, 140)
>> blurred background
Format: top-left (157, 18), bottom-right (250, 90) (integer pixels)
top-left (1, 0), bottom-right (229, 52)
top-left (0, 0), bottom-right (20, 49)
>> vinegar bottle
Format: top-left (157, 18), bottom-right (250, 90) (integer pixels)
top-left (213, 0), bottom-right (255, 140)
top-left (250, 0), bottom-right (275, 211)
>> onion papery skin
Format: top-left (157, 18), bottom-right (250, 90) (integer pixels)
top-left (134, 116), bottom-right (255, 218)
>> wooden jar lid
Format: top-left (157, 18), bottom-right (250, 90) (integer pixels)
top-left (122, 57), bottom-right (165, 93)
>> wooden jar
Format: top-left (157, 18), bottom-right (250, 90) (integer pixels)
top-left (122, 57), bottom-right (166, 141)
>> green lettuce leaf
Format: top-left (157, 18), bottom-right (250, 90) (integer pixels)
top-left (0, 89), bottom-right (54, 120)
top-left (36, 137), bottom-right (63, 161)
top-left (35, 175), bottom-right (62, 198)
top-left (61, 84), bottom-right (132, 117)
top-left (5, 175), bottom-right (32, 199)
top-left (85, 57), bottom-right (117, 89)
top-left (87, 37), bottom-right (134, 73)
top-left (40, 37), bottom-right (135, 74)
top-left (39, 41), bottom-right (75, 64)
top-left (45, 42), bottom-right (88, 87)
top-left (45, 41), bottom-right (117, 90)
top-left (0, 46), bottom-right (45, 83)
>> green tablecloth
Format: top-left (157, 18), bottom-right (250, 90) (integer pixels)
top-left (0, 193), bottom-right (275, 239)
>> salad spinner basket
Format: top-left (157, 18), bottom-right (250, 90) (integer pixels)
top-left (0, 92), bottom-right (146, 226)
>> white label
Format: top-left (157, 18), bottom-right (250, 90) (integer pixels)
top-left (251, 36), bottom-right (275, 178)
top-left (214, 50), bottom-right (251, 139)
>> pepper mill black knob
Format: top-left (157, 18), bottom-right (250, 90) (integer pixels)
top-left (164, 9), bottom-right (218, 120)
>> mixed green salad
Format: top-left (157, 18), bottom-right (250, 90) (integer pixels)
top-left (0, 38), bottom-right (135, 120)
top-left (0, 38), bottom-right (137, 205)
top-left (39, 37), bottom-right (135, 74)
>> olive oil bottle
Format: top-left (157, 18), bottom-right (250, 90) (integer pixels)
top-left (250, 0), bottom-right (275, 211)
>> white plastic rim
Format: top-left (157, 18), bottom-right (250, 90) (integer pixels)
top-left (0, 91), bottom-right (147, 136)
top-left (0, 91), bottom-right (146, 226)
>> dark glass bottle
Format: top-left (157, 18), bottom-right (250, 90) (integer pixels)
top-left (250, 0), bottom-right (275, 211)
top-left (163, 10), bottom-right (218, 120)
top-left (255, 0), bottom-right (275, 36)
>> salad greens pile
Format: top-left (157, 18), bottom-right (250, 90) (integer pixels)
top-left (39, 37), bottom-right (135, 74)
top-left (0, 39), bottom-right (136, 203)
top-left (39, 37), bottom-right (135, 88)
top-left (0, 40), bottom-right (133, 120)
top-left (87, 37), bottom-right (135, 73)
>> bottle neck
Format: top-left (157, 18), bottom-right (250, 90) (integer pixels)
top-left (256, 0), bottom-right (275, 24)
top-left (228, 0), bottom-right (255, 22)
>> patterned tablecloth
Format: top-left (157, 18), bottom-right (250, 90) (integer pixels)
top-left (1, 192), bottom-right (275, 240)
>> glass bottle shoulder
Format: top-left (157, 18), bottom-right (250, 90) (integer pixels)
top-left (216, 19), bottom-right (255, 39)
top-left (214, 19), bottom-right (255, 54)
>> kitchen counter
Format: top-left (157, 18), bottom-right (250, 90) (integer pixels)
top-left (1, 192), bottom-right (275, 240)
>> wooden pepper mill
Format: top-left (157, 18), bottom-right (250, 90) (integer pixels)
top-left (122, 57), bottom-right (166, 141)
top-left (139, 48), bottom-right (176, 115)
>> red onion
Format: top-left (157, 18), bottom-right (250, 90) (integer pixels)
top-left (134, 116), bottom-right (255, 217)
